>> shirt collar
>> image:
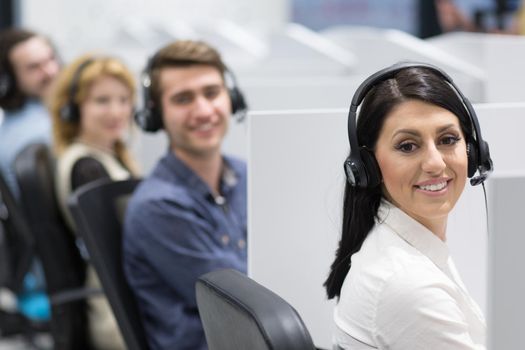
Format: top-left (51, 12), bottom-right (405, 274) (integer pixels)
top-left (377, 199), bottom-right (450, 269)
top-left (161, 151), bottom-right (239, 198)
top-left (4, 99), bottom-right (46, 120)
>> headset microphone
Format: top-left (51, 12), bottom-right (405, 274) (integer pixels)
top-left (470, 154), bottom-right (493, 186)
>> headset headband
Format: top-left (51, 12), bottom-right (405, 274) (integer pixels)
top-left (69, 58), bottom-right (95, 102)
top-left (59, 58), bottom-right (96, 122)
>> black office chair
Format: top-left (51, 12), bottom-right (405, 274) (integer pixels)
top-left (67, 178), bottom-right (149, 350)
top-left (196, 268), bottom-right (317, 350)
top-left (0, 172), bottom-right (51, 342)
top-left (0, 172), bottom-right (35, 295)
top-left (14, 143), bottom-right (96, 350)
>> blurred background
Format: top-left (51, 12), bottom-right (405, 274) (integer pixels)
top-left (3, 0), bottom-right (523, 170)
top-left (2, 1), bottom-right (525, 349)
top-left (2, 0), bottom-right (525, 112)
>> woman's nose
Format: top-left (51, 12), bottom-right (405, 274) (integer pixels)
top-left (421, 143), bottom-right (446, 174)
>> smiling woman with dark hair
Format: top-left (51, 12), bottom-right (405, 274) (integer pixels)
top-left (325, 63), bottom-right (491, 350)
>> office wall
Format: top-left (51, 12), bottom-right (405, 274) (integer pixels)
top-left (428, 33), bottom-right (525, 103)
top-left (20, 0), bottom-right (290, 65)
top-left (321, 26), bottom-right (486, 102)
top-left (248, 103), bottom-right (525, 348)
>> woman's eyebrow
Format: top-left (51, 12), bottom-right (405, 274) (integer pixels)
top-left (392, 129), bottom-right (420, 138)
top-left (392, 123), bottom-right (458, 138)
top-left (437, 123), bottom-right (458, 133)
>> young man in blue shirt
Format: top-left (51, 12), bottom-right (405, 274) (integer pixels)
top-left (123, 40), bottom-right (247, 350)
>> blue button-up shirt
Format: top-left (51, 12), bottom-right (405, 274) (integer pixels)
top-left (0, 100), bottom-right (51, 199)
top-left (0, 100), bottom-right (50, 321)
top-left (123, 151), bottom-right (247, 350)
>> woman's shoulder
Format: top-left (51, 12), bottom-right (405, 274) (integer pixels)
top-left (345, 222), bottom-right (455, 309)
top-left (57, 142), bottom-right (108, 170)
top-left (58, 143), bottom-right (129, 183)
top-left (71, 156), bottom-right (107, 175)
top-left (336, 224), bottom-right (469, 347)
top-left (58, 142), bottom-right (91, 160)
top-left (352, 222), bottom-right (431, 276)
top-left (56, 143), bottom-right (93, 180)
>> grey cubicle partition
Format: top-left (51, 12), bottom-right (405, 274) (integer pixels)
top-left (321, 26), bottom-right (485, 102)
top-left (241, 77), bottom-right (361, 110)
top-left (428, 32), bottom-right (525, 104)
top-left (487, 175), bottom-right (525, 350)
top-left (248, 103), bottom-right (525, 348)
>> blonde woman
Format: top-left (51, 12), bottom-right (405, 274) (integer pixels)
top-left (49, 55), bottom-right (139, 350)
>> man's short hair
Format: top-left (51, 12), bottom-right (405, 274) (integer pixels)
top-left (0, 28), bottom-right (39, 110)
top-left (148, 40), bottom-right (227, 106)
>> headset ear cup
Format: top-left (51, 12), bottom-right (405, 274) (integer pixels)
top-left (224, 69), bottom-right (247, 122)
top-left (229, 86), bottom-right (247, 121)
top-left (229, 87), bottom-right (240, 114)
top-left (467, 142), bottom-right (478, 178)
top-left (479, 140), bottom-right (493, 173)
top-left (0, 73), bottom-right (12, 98)
top-left (134, 107), bottom-right (162, 133)
top-left (59, 103), bottom-right (78, 122)
top-left (59, 105), bottom-right (70, 121)
top-left (135, 72), bottom-right (163, 133)
top-left (134, 108), bottom-right (150, 131)
top-left (360, 148), bottom-right (381, 188)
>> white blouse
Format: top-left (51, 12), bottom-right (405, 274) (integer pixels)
top-left (333, 200), bottom-right (486, 350)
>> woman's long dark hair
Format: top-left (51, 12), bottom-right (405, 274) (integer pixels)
top-left (324, 66), bottom-right (474, 299)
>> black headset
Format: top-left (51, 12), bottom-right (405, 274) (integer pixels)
top-left (134, 54), bottom-right (248, 133)
top-left (59, 58), bottom-right (95, 123)
top-left (344, 62), bottom-right (493, 189)
top-left (0, 72), bottom-right (12, 98)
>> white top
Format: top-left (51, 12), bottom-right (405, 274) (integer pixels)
top-left (333, 200), bottom-right (486, 350)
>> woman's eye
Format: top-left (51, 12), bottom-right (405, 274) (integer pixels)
top-left (441, 136), bottom-right (461, 145)
top-left (94, 96), bottom-right (110, 104)
top-left (395, 142), bottom-right (417, 153)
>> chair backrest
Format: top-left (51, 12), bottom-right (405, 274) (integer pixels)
top-left (67, 178), bottom-right (149, 350)
top-left (196, 268), bottom-right (317, 350)
top-left (0, 171), bottom-right (34, 294)
top-left (14, 143), bottom-right (91, 350)
top-left (14, 143), bottom-right (86, 295)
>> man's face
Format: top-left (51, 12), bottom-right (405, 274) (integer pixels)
top-left (159, 65), bottom-right (231, 159)
top-left (9, 36), bottom-right (60, 99)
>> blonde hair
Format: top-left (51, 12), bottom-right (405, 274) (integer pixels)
top-left (49, 54), bottom-right (139, 174)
